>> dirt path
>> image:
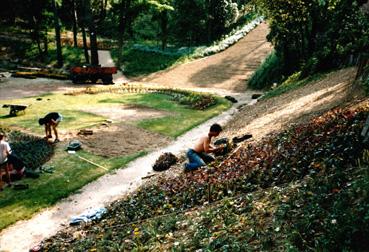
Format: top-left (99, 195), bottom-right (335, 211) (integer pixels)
top-left (139, 22), bottom-right (272, 93)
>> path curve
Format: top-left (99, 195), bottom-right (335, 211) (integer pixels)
top-left (139, 22), bottom-right (272, 93)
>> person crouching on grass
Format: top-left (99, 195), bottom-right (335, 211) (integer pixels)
top-left (39, 112), bottom-right (63, 143)
top-left (184, 123), bottom-right (224, 171)
top-left (0, 133), bottom-right (12, 190)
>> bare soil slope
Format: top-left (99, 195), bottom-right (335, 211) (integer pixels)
top-left (224, 67), bottom-right (363, 141)
top-left (139, 23), bottom-right (272, 93)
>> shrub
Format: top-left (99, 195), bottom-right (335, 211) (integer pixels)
top-left (248, 51), bottom-right (284, 89)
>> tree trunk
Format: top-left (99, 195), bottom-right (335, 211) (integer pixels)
top-left (43, 35), bottom-right (48, 55)
top-left (72, 0), bottom-right (78, 48)
top-left (32, 16), bottom-right (44, 61)
top-left (160, 10), bottom-right (168, 50)
top-left (85, 0), bottom-right (99, 66)
top-left (53, 0), bottom-right (63, 68)
top-left (89, 26), bottom-right (99, 66)
top-left (81, 26), bottom-right (90, 64)
top-left (117, 0), bottom-right (130, 67)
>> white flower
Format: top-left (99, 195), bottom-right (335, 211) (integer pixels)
top-left (331, 219), bottom-right (337, 224)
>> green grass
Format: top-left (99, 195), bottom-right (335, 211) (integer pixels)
top-left (0, 91), bottom-right (230, 230)
top-left (261, 72), bottom-right (326, 100)
top-left (100, 93), bottom-right (231, 138)
top-left (111, 48), bottom-right (188, 77)
top-left (0, 147), bottom-right (145, 230)
top-left (0, 92), bottom-right (230, 138)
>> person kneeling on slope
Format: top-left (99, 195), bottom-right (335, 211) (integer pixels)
top-left (184, 123), bottom-right (224, 171)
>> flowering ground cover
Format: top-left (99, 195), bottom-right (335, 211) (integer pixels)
top-left (42, 99), bottom-right (369, 251)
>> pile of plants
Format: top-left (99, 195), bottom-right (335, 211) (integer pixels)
top-left (152, 152), bottom-right (178, 172)
top-left (1, 128), bottom-right (54, 170)
top-left (156, 89), bottom-right (217, 110)
top-left (42, 100), bottom-right (369, 250)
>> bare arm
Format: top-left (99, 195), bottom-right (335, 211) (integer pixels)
top-left (44, 125), bottom-right (48, 137)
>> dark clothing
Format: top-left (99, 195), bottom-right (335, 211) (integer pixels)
top-left (185, 149), bottom-right (215, 170)
top-left (44, 112), bottom-right (61, 123)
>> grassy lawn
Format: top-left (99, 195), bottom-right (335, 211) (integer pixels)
top-left (99, 93), bottom-right (231, 138)
top-left (0, 91), bottom-right (230, 230)
top-left (0, 92), bottom-right (231, 138)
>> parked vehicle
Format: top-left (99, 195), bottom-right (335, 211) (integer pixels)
top-left (70, 66), bottom-right (117, 84)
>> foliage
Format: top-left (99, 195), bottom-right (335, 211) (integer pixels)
top-left (42, 98), bottom-right (369, 251)
top-left (248, 50), bottom-right (284, 89)
top-left (111, 47), bottom-right (186, 77)
top-left (261, 71), bottom-right (325, 100)
top-left (252, 0), bottom-right (369, 87)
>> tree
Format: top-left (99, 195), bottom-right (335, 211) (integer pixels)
top-left (52, 0), bottom-right (63, 67)
top-left (149, 0), bottom-right (174, 50)
top-left (173, 0), bottom-right (208, 45)
top-left (259, 0), bottom-right (369, 76)
top-left (208, 0), bottom-right (238, 41)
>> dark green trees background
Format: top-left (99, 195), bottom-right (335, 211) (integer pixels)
top-left (1, 0), bottom-right (368, 87)
top-left (249, 0), bottom-right (369, 88)
top-left (0, 0), bottom-right (250, 67)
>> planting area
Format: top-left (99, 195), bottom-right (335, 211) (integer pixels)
top-left (0, 85), bottom-right (230, 230)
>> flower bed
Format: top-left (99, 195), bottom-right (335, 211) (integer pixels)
top-left (1, 128), bottom-right (54, 170)
top-left (65, 84), bottom-right (217, 110)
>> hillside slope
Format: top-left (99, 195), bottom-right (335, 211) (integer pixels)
top-left (224, 67), bottom-right (360, 140)
top-left (42, 67), bottom-right (368, 251)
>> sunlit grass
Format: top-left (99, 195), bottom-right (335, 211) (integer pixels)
top-left (1, 92), bottom-right (231, 138)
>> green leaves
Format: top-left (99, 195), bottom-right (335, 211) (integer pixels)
top-left (147, 0), bottom-right (174, 12)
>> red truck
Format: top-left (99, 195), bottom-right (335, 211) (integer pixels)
top-left (70, 66), bottom-right (117, 84)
